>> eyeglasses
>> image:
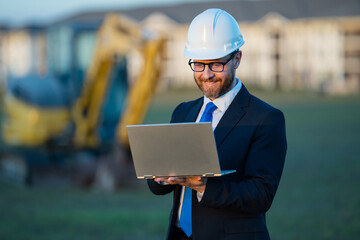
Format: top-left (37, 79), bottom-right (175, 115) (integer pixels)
top-left (188, 51), bottom-right (238, 72)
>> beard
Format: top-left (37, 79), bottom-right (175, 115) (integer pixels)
top-left (194, 70), bottom-right (235, 99)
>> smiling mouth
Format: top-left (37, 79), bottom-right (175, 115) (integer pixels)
top-left (203, 81), bottom-right (219, 86)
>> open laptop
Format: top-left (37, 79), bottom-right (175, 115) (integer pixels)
top-left (126, 122), bottom-right (235, 179)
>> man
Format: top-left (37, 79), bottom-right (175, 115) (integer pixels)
top-left (148, 8), bottom-right (287, 240)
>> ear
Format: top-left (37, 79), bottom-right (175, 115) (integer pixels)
top-left (234, 51), bottom-right (242, 69)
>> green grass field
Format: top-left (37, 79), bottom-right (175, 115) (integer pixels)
top-left (1, 88), bottom-right (359, 240)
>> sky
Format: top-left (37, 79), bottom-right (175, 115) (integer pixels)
top-left (0, 0), bottom-right (222, 27)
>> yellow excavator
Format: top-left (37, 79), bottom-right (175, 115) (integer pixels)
top-left (0, 13), bottom-right (166, 188)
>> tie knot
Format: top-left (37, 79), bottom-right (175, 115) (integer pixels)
top-left (204, 102), bottom-right (217, 115)
top-left (199, 102), bottom-right (217, 123)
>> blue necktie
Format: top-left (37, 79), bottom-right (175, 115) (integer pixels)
top-left (180, 101), bottom-right (217, 237)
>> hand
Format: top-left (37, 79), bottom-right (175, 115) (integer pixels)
top-left (155, 176), bottom-right (207, 193)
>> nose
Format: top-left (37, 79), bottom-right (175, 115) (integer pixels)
top-left (202, 65), bottom-right (215, 79)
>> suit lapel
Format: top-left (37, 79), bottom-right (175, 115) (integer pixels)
top-left (179, 86), bottom-right (251, 147)
top-left (185, 97), bottom-right (204, 122)
top-left (214, 85), bottom-right (251, 147)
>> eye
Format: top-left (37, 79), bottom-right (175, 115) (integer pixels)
top-left (211, 63), bottom-right (223, 68)
top-left (193, 62), bottom-right (204, 68)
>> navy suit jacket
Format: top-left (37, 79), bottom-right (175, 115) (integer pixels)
top-left (148, 85), bottom-right (287, 240)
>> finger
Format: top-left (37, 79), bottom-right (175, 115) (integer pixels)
top-left (155, 178), bottom-right (172, 184)
top-left (168, 177), bottom-right (186, 183)
top-left (186, 177), bottom-right (207, 187)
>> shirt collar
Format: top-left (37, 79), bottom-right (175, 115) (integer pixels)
top-left (203, 78), bottom-right (242, 113)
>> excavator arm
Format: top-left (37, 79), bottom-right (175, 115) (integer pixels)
top-left (73, 13), bottom-right (165, 148)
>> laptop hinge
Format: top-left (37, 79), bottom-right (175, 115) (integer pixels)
top-left (143, 175), bottom-right (154, 179)
top-left (202, 173), bottom-right (215, 177)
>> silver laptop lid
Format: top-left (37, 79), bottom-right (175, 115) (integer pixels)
top-left (126, 122), bottom-right (221, 179)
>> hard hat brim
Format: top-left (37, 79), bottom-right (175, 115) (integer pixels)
top-left (184, 43), bottom-right (243, 60)
top-left (184, 48), bottom-right (232, 60)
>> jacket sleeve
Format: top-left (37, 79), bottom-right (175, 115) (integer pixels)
top-left (197, 109), bottom-right (287, 214)
top-left (147, 179), bottom-right (176, 195)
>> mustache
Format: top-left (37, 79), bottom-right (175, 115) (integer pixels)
top-left (199, 77), bottom-right (220, 82)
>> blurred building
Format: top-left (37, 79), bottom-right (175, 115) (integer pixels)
top-left (238, 14), bottom-right (360, 94)
top-left (0, 0), bottom-right (359, 94)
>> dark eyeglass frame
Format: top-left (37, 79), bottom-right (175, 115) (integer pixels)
top-left (188, 50), bottom-right (239, 72)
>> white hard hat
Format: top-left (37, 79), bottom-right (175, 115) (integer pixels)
top-left (184, 8), bottom-right (245, 60)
